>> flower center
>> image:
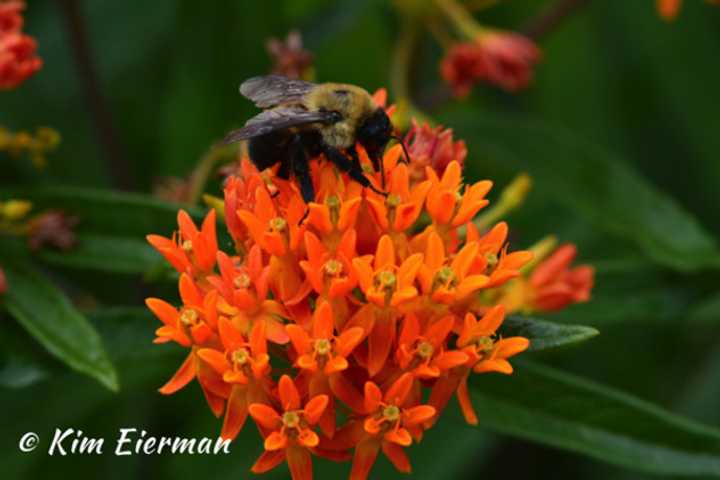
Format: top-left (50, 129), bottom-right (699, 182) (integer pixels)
top-left (386, 194), bottom-right (401, 208)
top-left (485, 253), bottom-right (498, 268)
top-left (314, 338), bottom-right (332, 356)
top-left (382, 405), bottom-right (400, 422)
top-left (234, 273), bottom-right (251, 289)
top-left (377, 271), bottom-right (397, 289)
top-left (323, 259), bottom-right (343, 276)
top-left (327, 195), bottom-right (341, 224)
top-left (181, 240), bottom-right (193, 252)
top-left (231, 348), bottom-right (250, 366)
top-left (436, 266), bottom-right (456, 285)
top-left (476, 336), bottom-right (495, 354)
top-left (282, 411), bottom-right (301, 428)
top-left (269, 217), bottom-right (287, 232)
top-left (179, 308), bottom-right (199, 326)
top-left (417, 341), bottom-right (434, 359)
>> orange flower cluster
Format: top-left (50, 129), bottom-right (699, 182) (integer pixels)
top-left (0, 1), bottom-right (42, 90)
top-left (146, 116), bottom-right (592, 479)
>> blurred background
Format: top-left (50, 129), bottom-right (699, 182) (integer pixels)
top-left (2, 0), bottom-right (720, 479)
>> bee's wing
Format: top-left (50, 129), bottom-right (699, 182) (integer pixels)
top-left (239, 75), bottom-right (315, 108)
top-left (223, 107), bottom-right (338, 144)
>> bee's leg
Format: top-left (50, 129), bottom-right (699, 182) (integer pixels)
top-left (276, 158), bottom-right (292, 180)
top-left (349, 146), bottom-right (386, 190)
top-left (291, 137), bottom-right (314, 224)
top-left (324, 145), bottom-right (387, 197)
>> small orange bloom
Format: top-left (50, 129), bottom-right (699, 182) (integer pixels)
top-left (299, 229), bottom-right (358, 299)
top-left (238, 186), bottom-right (306, 257)
top-left (425, 161), bottom-right (492, 228)
top-left (396, 314), bottom-right (468, 378)
top-left (349, 373), bottom-right (436, 479)
top-left (453, 306), bottom-right (529, 424)
top-left (249, 375), bottom-right (328, 480)
top-left (147, 209), bottom-right (218, 276)
top-left (528, 243), bottom-right (594, 312)
top-left (657, 0), bottom-right (682, 20)
top-left (352, 235), bottom-right (423, 308)
top-left (418, 231), bottom-right (489, 304)
top-left (198, 319), bottom-right (271, 439)
top-left (403, 120), bottom-right (467, 183)
top-left (208, 245), bottom-right (289, 344)
top-left (365, 146), bottom-right (432, 233)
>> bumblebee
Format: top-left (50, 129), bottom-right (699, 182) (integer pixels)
top-left (224, 75), bottom-right (405, 205)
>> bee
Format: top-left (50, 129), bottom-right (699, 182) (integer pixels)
top-left (223, 75), bottom-right (408, 206)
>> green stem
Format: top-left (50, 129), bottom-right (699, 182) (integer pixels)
top-left (434, 0), bottom-right (484, 39)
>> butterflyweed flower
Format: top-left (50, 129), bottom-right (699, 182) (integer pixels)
top-left (440, 32), bottom-right (541, 95)
top-left (432, 0), bottom-right (540, 95)
top-left (656, 0), bottom-right (720, 20)
top-left (146, 100), bottom-right (594, 479)
top-left (0, 126), bottom-right (60, 168)
top-left (0, 265), bottom-right (6, 295)
top-left (0, 1), bottom-right (41, 90)
top-left (495, 240), bottom-right (595, 314)
top-left (403, 119), bottom-right (467, 183)
top-left (266, 30), bottom-right (314, 80)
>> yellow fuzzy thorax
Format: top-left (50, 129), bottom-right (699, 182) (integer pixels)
top-left (303, 83), bottom-right (376, 149)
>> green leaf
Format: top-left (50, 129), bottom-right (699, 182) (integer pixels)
top-left (470, 361), bottom-right (720, 476)
top-left (446, 113), bottom-right (720, 272)
top-left (0, 186), bottom-right (204, 237)
top-left (688, 292), bottom-right (720, 325)
top-left (501, 316), bottom-right (598, 351)
top-left (0, 262), bottom-right (118, 391)
top-left (37, 234), bottom-right (160, 274)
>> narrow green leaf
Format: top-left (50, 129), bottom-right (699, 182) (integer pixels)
top-left (688, 292), bottom-right (720, 325)
top-left (470, 361), bottom-right (720, 476)
top-left (447, 113), bottom-right (720, 272)
top-left (0, 186), bottom-right (204, 237)
top-left (501, 316), bottom-right (598, 351)
top-left (37, 234), bottom-right (160, 274)
top-left (0, 263), bottom-right (118, 391)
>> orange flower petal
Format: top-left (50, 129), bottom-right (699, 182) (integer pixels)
top-left (384, 427), bottom-right (412, 446)
top-left (350, 438), bottom-right (381, 480)
top-left (287, 445), bottom-right (313, 480)
top-left (251, 450), bottom-right (286, 474)
top-left (220, 386), bottom-right (249, 440)
top-left (364, 381), bottom-right (383, 413)
top-left (382, 441), bottom-right (411, 473)
top-left (286, 324), bottom-right (311, 356)
top-left (304, 394), bottom-right (329, 424)
top-left (159, 352), bottom-right (195, 395)
top-left (197, 348), bottom-right (230, 375)
top-left (324, 355), bottom-right (349, 374)
top-left (298, 428), bottom-right (320, 448)
top-left (403, 405), bottom-right (436, 426)
top-left (384, 372), bottom-right (413, 405)
top-left (145, 298), bottom-right (179, 327)
top-left (313, 300), bottom-right (334, 339)
top-left (456, 375), bottom-right (478, 425)
top-left (278, 375), bottom-right (301, 410)
top-left (264, 431), bottom-right (288, 451)
top-left (374, 235), bottom-right (395, 270)
top-left (249, 403), bottom-right (282, 430)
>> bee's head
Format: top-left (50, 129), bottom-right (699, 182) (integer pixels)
top-left (356, 108), bottom-right (393, 159)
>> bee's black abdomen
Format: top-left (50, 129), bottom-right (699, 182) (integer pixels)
top-left (247, 130), bottom-right (292, 171)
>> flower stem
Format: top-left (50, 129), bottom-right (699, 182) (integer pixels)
top-left (523, 0), bottom-right (591, 40)
top-left (434, 0), bottom-right (484, 39)
top-left (474, 173), bottom-right (532, 230)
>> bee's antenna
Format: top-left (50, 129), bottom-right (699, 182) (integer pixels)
top-left (393, 135), bottom-right (411, 165)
